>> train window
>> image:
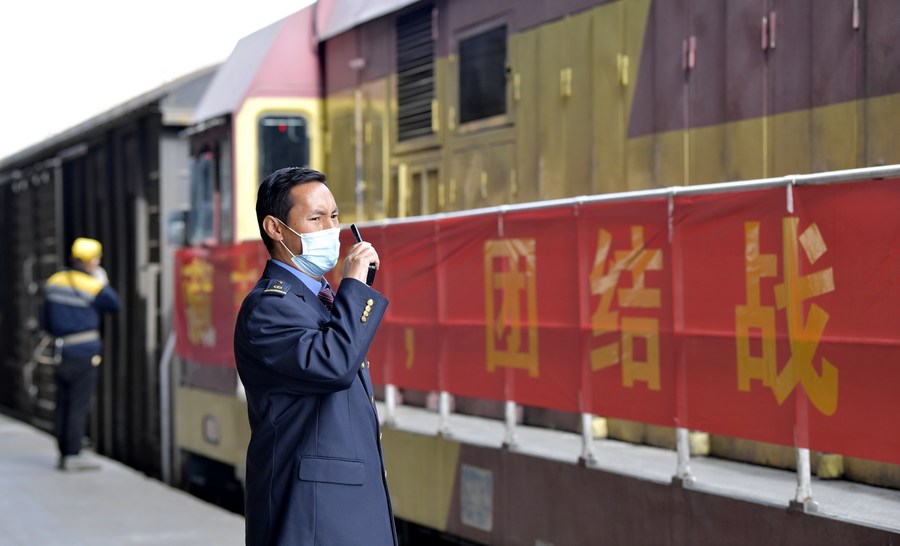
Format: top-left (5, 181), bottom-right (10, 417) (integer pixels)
top-left (258, 116), bottom-right (309, 182)
top-left (188, 149), bottom-right (215, 246)
top-left (396, 6), bottom-right (435, 141)
top-left (218, 139), bottom-right (233, 242)
top-left (458, 26), bottom-right (507, 124)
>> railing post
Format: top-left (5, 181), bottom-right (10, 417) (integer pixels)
top-left (159, 331), bottom-right (176, 485)
top-left (438, 391), bottom-right (452, 436)
top-left (384, 384), bottom-right (398, 427)
top-left (791, 447), bottom-right (818, 511)
top-left (580, 413), bottom-right (598, 466)
top-left (503, 401), bottom-right (519, 449)
top-left (674, 427), bottom-right (695, 485)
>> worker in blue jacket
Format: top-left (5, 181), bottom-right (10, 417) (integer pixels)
top-left (234, 167), bottom-right (396, 545)
top-left (43, 237), bottom-right (120, 471)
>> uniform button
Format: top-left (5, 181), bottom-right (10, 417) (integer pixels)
top-left (364, 305), bottom-right (372, 313)
top-left (365, 360), bottom-right (370, 369)
top-left (370, 395), bottom-right (375, 404)
top-left (361, 362), bottom-right (366, 370)
top-left (384, 470), bottom-right (388, 478)
top-left (379, 432), bottom-right (383, 440)
top-left (367, 299), bottom-right (374, 306)
top-left (361, 316), bottom-right (368, 323)
top-left (363, 310), bottom-right (370, 317)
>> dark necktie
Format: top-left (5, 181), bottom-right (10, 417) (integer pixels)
top-left (317, 284), bottom-right (334, 311)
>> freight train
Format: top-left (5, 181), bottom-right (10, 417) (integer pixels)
top-left (2, 0), bottom-right (899, 542)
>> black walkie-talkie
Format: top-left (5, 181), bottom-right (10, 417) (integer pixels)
top-left (350, 224), bottom-right (377, 286)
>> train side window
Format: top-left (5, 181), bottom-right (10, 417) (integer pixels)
top-left (188, 148), bottom-right (216, 246)
top-left (218, 139), bottom-right (233, 242)
top-left (459, 25), bottom-right (507, 124)
top-left (258, 115), bottom-right (309, 182)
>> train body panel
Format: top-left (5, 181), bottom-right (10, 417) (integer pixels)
top-left (320, 0), bottom-right (900, 224)
top-left (383, 425), bottom-right (900, 545)
top-left (174, 385), bottom-right (249, 470)
top-left (233, 96), bottom-right (323, 241)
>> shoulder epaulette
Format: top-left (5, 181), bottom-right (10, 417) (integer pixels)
top-left (262, 279), bottom-right (290, 296)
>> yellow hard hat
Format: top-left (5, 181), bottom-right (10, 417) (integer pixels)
top-left (71, 237), bottom-right (103, 262)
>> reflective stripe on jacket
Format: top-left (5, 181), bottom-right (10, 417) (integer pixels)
top-left (43, 268), bottom-right (120, 358)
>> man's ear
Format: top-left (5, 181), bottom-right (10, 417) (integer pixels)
top-left (262, 215), bottom-right (283, 242)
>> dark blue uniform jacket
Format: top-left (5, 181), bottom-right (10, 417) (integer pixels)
top-left (234, 260), bottom-right (396, 546)
top-left (43, 268), bottom-right (121, 358)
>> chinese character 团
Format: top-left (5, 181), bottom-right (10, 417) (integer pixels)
top-left (484, 238), bottom-right (539, 377)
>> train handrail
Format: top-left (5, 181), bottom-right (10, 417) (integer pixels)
top-left (353, 164), bottom-right (900, 229)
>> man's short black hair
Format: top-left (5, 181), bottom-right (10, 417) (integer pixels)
top-left (256, 167), bottom-right (327, 252)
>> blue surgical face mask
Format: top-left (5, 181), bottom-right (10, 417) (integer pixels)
top-left (276, 219), bottom-right (341, 278)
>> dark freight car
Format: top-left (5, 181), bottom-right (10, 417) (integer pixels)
top-left (0, 66), bottom-right (216, 476)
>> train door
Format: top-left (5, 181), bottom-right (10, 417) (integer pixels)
top-left (535, 17), bottom-right (566, 199)
top-left (863, 0), bottom-right (900, 166)
top-left (0, 166), bottom-right (61, 426)
top-left (764, 0), bottom-right (863, 176)
top-left (589, 0), bottom-right (640, 195)
top-left (360, 53), bottom-right (391, 222)
top-left (510, 21), bottom-right (540, 203)
top-left (684, 0), bottom-right (729, 185)
top-left (324, 26), bottom-right (359, 222)
top-left (806, 0), bottom-right (863, 172)
top-left (65, 144), bottom-right (118, 455)
top-left (63, 124), bottom-right (162, 474)
top-left (716, 0), bottom-right (770, 182)
top-left (764, 0), bottom-right (813, 177)
top-left (639, 0), bottom-right (691, 187)
top-left (326, 90), bottom-right (357, 221)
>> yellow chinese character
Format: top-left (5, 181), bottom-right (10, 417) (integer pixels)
top-left (590, 226), bottom-right (663, 390)
top-left (589, 229), bottom-right (621, 370)
top-left (405, 327), bottom-right (415, 370)
top-left (736, 222), bottom-right (778, 390)
top-left (772, 218), bottom-right (838, 415)
top-left (734, 218), bottom-right (838, 415)
top-left (181, 257), bottom-right (215, 346)
top-left (484, 239), bottom-right (539, 377)
top-left (616, 226), bottom-right (662, 309)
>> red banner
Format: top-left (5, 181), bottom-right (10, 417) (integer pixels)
top-left (577, 197), bottom-right (675, 425)
top-left (174, 177), bottom-right (900, 465)
top-left (674, 179), bottom-right (900, 464)
top-left (173, 241), bottom-right (269, 366)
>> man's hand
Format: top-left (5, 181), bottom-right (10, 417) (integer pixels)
top-left (342, 242), bottom-right (379, 284)
top-left (92, 265), bottom-right (109, 286)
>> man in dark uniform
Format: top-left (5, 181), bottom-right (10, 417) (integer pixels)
top-left (43, 237), bottom-right (120, 471)
top-left (234, 167), bottom-right (396, 545)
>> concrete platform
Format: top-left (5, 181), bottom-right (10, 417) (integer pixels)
top-left (3, 402), bottom-right (898, 545)
top-left (0, 414), bottom-right (244, 546)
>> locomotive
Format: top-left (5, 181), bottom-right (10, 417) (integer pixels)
top-left (2, 0), bottom-right (900, 540)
